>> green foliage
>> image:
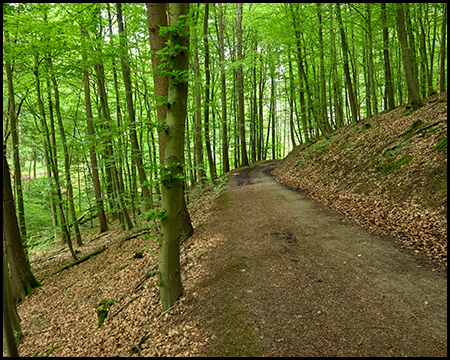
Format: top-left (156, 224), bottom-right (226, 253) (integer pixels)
top-left (96, 298), bottom-right (115, 328)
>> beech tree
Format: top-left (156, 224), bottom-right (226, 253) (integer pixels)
top-left (3, 145), bottom-right (41, 303)
top-left (158, 2), bottom-right (193, 311)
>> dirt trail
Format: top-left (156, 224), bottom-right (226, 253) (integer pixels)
top-left (190, 160), bottom-right (446, 357)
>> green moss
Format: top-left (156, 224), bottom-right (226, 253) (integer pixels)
top-left (375, 155), bottom-right (414, 174)
top-left (97, 298), bottom-right (115, 328)
top-left (400, 119), bottom-right (424, 137)
top-left (360, 122), bottom-right (371, 132)
top-left (213, 293), bottom-right (261, 357)
top-left (433, 137), bottom-right (447, 150)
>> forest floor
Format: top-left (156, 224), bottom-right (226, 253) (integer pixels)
top-left (8, 93), bottom-right (447, 357)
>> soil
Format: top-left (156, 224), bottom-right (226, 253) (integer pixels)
top-left (9, 160), bottom-right (447, 357)
top-left (187, 160), bottom-right (447, 356)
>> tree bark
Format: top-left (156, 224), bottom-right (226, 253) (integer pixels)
top-left (237, 3), bottom-right (249, 167)
top-left (116, 3), bottom-right (152, 212)
top-left (366, 4), bottom-right (379, 126)
top-left (439, 3), bottom-right (447, 93)
top-left (47, 56), bottom-right (83, 244)
top-left (3, 249), bottom-right (21, 357)
top-left (5, 58), bottom-right (28, 249)
top-left (317, 3), bottom-right (331, 135)
top-left (192, 10), bottom-right (206, 185)
top-left (396, 3), bottom-right (423, 109)
top-left (80, 28), bottom-right (109, 233)
top-left (146, 3), bottom-right (169, 164)
top-left (3, 146), bottom-right (41, 304)
top-left (381, 3), bottom-right (395, 110)
top-left (159, 3), bottom-right (192, 311)
top-left (217, 3), bottom-right (229, 173)
top-left (336, 3), bottom-right (358, 124)
top-left (203, 3), bottom-right (217, 180)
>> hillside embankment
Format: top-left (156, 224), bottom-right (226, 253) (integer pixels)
top-left (272, 92), bottom-right (447, 269)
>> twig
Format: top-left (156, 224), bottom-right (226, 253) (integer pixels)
top-left (108, 294), bottom-right (142, 321)
top-left (51, 246), bottom-right (106, 275)
top-left (134, 265), bottom-right (158, 292)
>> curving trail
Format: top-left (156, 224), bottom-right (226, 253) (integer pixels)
top-left (191, 160), bottom-right (446, 357)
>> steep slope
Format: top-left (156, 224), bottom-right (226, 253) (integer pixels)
top-left (273, 92), bottom-right (447, 268)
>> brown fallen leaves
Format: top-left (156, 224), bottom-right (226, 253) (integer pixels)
top-left (273, 92), bottom-right (447, 269)
top-left (6, 184), bottom-right (226, 357)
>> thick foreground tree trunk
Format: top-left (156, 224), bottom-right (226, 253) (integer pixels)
top-left (3, 147), bottom-right (41, 303)
top-left (158, 3), bottom-right (193, 312)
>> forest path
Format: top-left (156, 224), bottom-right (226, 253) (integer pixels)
top-left (190, 160), bottom-right (447, 357)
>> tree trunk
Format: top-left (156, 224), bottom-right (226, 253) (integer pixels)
top-left (439, 3), bottom-right (447, 93)
top-left (146, 3), bottom-right (169, 164)
top-left (203, 3), bottom-right (217, 180)
top-left (146, 2), bottom-right (193, 240)
top-left (317, 3), bottom-right (331, 135)
top-left (366, 4), bottom-right (380, 126)
top-left (217, 3), bottom-right (229, 173)
top-left (45, 78), bottom-right (77, 261)
top-left (116, 3), bottom-right (151, 211)
top-left (159, 3), bottom-right (192, 311)
top-left (237, 3), bottom-right (249, 167)
top-left (336, 3), bottom-right (358, 124)
top-left (3, 146), bottom-right (41, 304)
top-left (396, 3), bottom-right (423, 109)
top-left (47, 56), bottom-right (83, 244)
top-left (289, 4), bottom-right (309, 142)
top-left (5, 58), bottom-right (28, 250)
top-left (192, 8), bottom-right (206, 184)
top-left (381, 3), bottom-right (395, 110)
top-left (3, 249), bottom-right (21, 357)
top-left (81, 28), bottom-right (109, 233)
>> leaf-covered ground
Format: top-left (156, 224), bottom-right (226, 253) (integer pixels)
top-left (6, 183), bottom-right (227, 357)
top-left (273, 92), bottom-right (447, 269)
top-left (5, 92), bottom-right (446, 357)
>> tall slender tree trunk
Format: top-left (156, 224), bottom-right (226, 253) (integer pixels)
top-left (289, 4), bottom-right (309, 142)
top-left (381, 3), bottom-right (395, 110)
top-left (439, 3), bottom-right (447, 93)
top-left (45, 76), bottom-right (77, 261)
top-left (317, 3), bottom-right (331, 135)
top-left (116, 3), bottom-right (151, 211)
top-left (366, 4), bottom-right (380, 126)
top-left (237, 3), bottom-right (249, 167)
top-left (397, 3), bottom-right (423, 109)
top-left (5, 59), bottom-right (27, 249)
top-left (81, 28), bottom-right (109, 233)
top-left (47, 56), bottom-right (83, 244)
top-left (158, 3), bottom-right (192, 311)
top-left (203, 3), bottom-right (217, 180)
top-left (191, 7), bottom-right (206, 184)
top-left (217, 3), bottom-right (229, 173)
top-left (336, 3), bottom-right (358, 124)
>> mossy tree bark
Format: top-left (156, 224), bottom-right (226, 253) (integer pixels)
top-left (159, 2), bottom-right (192, 312)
